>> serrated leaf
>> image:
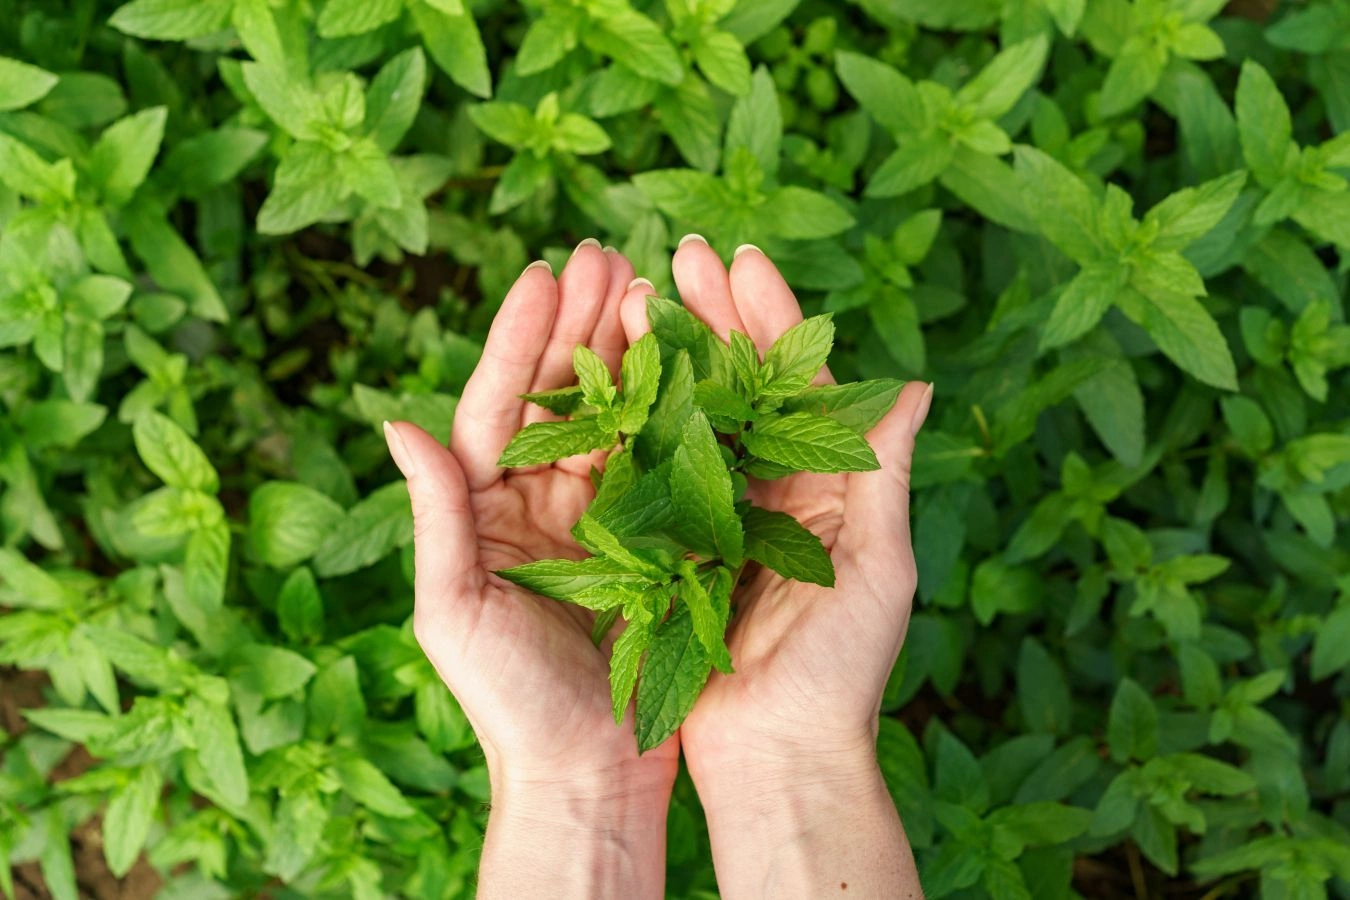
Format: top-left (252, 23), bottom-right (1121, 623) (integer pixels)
top-left (678, 561), bottom-right (732, 673)
top-left (619, 332), bottom-right (661, 432)
top-left (670, 411), bottom-right (744, 566)
top-left (498, 417), bottom-right (615, 466)
top-left (741, 505), bottom-right (835, 586)
top-left (496, 555), bottom-right (655, 600)
top-left (634, 602), bottom-right (712, 752)
top-left (743, 412), bottom-right (880, 473)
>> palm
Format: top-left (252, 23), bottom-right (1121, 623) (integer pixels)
top-left (612, 241), bottom-right (928, 765)
top-left (397, 245), bottom-right (679, 777)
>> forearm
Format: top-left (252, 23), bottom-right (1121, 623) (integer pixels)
top-left (692, 745), bottom-right (923, 899)
top-left (477, 762), bottom-right (673, 900)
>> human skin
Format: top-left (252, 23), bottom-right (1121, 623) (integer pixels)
top-left (617, 237), bottom-right (928, 898)
top-left (384, 237), bottom-right (929, 898)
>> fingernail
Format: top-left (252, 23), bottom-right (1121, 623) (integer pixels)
top-left (627, 277), bottom-right (655, 295)
top-left (574, 237), bottom-right (602, 253)
top-left (679, 233), bottom-right (708, 248)
top-left (734, 243), bottom-right (762, 259)
top-left (384, 421), bottom-right (417, 478)
top-left (602, 245), bottom-right (618, 254)
top-left (524, 259), bottom-right (552, 274)
top-left (910, 383), bottom-right (934, 438)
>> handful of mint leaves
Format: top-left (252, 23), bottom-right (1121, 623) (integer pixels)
top-left (496, 297), bottom-right (902, 751)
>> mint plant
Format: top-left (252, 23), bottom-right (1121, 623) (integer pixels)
top-left (494, 298), bottom-right (899, 750)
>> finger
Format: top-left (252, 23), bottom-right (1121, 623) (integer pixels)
top-left (554, 249), bottom-right (636, 477)
top-left (590, 247), bottom-right (635, 374)
top-left (729, 244), bottom-right (834, 384)
top-left (385, 421), bottom-right (486, 652)
top-left (523, 239), bottom-right (611, 426)
top-left (619, 277), bottom-right (656, 344)
top-left (451, 261), bottom-right (558, 490)
top-left (837, 381), bottom-right (933, 576)
top-left (673, 234), bottom-right (747, 341)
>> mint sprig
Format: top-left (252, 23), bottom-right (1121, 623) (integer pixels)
top-left (495, 298), bottom-right (901, 751)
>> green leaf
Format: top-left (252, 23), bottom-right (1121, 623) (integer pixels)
top-left (743, 412), bottom-right (880, 473)
top-left (741, 505), bottom-right (835, 586)
top-left (0, 56), bottom-right (59, 111)
top-left (410, 1), bottom-right (492, 98)
top-left (695, 30), bottom-right (751, 95)
top-left (760, 314), bottom-right (834, 399)
top-left (103, 766), bottom-right (161, 877)
top-left (185, 693), bottom-right (249, 807)
top-left (635, 602), bottom-right (713, 753)
top-left (957, 35), bottom-right (1049, 120)
top-left (257, 142), bottom-right (344, 235)
top-left (365, 48), bottom-right (427, 153)
top-left (1107, 678), bottom-right (1159, 763)
top-left (1017, 638), bottom-right (1073, 735)
top-left (132, 411), bottom-right (218, 493)
top-left (185, 521), bottom-right (230, 613)
top-left (867, 136), bottom-right (953, 197)
top-left (609, 611), bottom-right (657, 723)
top-left (1098, 42), bottom-right (1167, 117)
top-left (619, 332), bottom-right (662, 433)
top-left (277, 567), bottom-right (324, 644)
top-left (317, 0), bottom-right (403, 37)
top-left (1236, 61), bottom-right (1295, 186)
top-left (522, 385), bottom-right (585, 415)
top-left (312, 481), bottom-right (412, 577)
top-left (333, 753), bottom-right (416, 817)
top-left (1144, 171), bottom-right (1247, 251)
top-left (1311, 605), bottom-right (1350, 680)
top-left (1014, 146), bottom-right (1103, 264)
top-left (109, 0), bottom-right (233, 39)
top-left (498, 417), bottom-right (615, 466)
top-left (589, 9), bottom-right (684, 86)
top-left (87, 106), bottom-right (167, 206)
top-left (670, 410), bottom-right (744, 566)
top-left (248, 481), bottom-right (346, 569)
top-left (497, 555), bottom-right (655, 600)
top-left (1040, 262), bottom-right (1126, 350)
top-left (779, 379), bottom-right (903, 434)
top-left (17, 400), bottom-right (106, 449)
top-left (1117, 289), bottom-right (1237, 390)
top-left (761, 186), bottom-right (854, 240)
top-left (724, 67), bottom-right (782, 178)
top-left (835, 52), bottom-right (926, 136)
top-left (679, 562), bottom-right (732, 673)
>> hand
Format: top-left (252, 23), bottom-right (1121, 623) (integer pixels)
top-left (616, 238), bottom-right (930, 897)
top-left (384, 242), bottom-right (676, 899)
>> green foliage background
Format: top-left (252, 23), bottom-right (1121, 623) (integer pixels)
top-left (1, 0), bottom-right (1350, 897)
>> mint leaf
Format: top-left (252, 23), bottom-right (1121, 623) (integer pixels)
top-left (678, 561), bottom-right (733, 673)
top-left (742, 505), bottom-right (835, 587)
top-left (498, 417), bottom-right (615, 466)
top-left (780, 380), bottom-right (903, 435)
top-left (670, 410), bottom-right (745, 566)
top-left (0, 56), bottom-right (58, 112)
top-left (634, 602), bottom-right (713, 753)
top-left (759, 314), bottom-right (834, 400)
top-left (693, 379), bottom-right (756, 424)
top-left (594, 464), bottom-right (676, 538)
top-left (521, 385), bottom-right (585, 415)
top-left (619, 332), bottom-right (661, 433)
top-left (1116, 289), bottom-right (1238, 391)
top-left (635, 348), bottom-right (695, 468)
top-left (1236, 61), bottom-right (1295, 186)
top-left (609, 611), bottom-right (658, 724)
top-left (496, 556), bottom-right (654, 600)
top-left (132, 411), bottom-right (218, 492)
top-left (1041, 262), bottom-right (1127, 351)
top-left (572, 514), bottom-right (668, 580)
top-left (744, 412), bottom-right (881, 473)
top-left (574, 344), bottom-right (616, 408)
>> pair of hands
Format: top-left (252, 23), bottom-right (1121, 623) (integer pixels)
top-left (383, 238), bottom-right (930, 898)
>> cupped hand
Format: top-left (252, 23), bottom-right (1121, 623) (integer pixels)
top-left (383, 242), bottom-right (679, 794)
top-left (616, 239), bottom-right (933, 774)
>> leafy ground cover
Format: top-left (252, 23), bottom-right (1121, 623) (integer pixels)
top-left (0, 0), bottom-right (1349, 898)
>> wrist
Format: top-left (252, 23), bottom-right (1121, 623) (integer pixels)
top-left (485, 749), bottom-right (678, 833)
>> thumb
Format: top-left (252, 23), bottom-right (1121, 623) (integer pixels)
top-left (384, 421), bottom-right (484, 645)
top-left (838, 382), bottom-right (933, 573)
